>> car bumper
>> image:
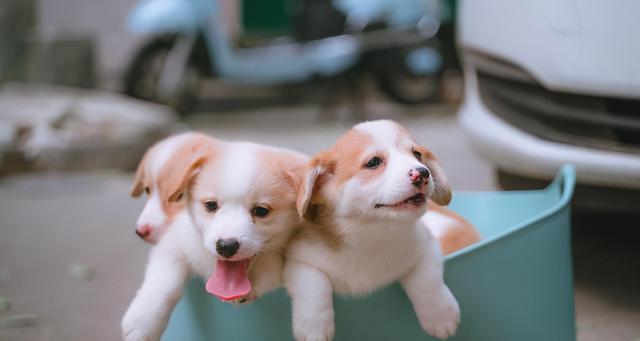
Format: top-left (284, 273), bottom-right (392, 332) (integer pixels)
top-left (459, 63), bottom-right (640, 190)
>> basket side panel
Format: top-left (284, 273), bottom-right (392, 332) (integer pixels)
top-left (162, 186), bottom-right (575, 341)
top-left (444, 206), bottom-right (575, 341)
top-left (450, 190), bottom-right (559, 238)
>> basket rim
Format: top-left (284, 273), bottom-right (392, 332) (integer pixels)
top-left (444, 164), bottom-right (576, 261)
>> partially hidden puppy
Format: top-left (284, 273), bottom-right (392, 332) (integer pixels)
top-left (122, 140), bottom-right (307, 341)
top-left (424, 201), bottom-right (481, 255)
top-left (284, 120), bottom-right (460, 341)
top-left (130, 132), bottom-right (215, 243)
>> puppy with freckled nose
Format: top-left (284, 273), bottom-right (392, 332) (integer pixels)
top-left (122, 139), bottom-right (307, 341)
top-left (284, 119), bottom-right (460, 341)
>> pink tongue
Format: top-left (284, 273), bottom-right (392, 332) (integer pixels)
top-left (206, 259), bottom-right (252, 301)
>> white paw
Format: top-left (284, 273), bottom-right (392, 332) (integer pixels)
top-left (121, 304), bottom-right (162, 341)
top-left (303, 334), bottom-right (333, 341)
top-left (121, 327), bottom-right (153, 341)
top-left (293, 316), bottom-right (334, 341)
top-left (417, 288), bottom-right (460, 340)
top-left (295, 330), bottom-right (333, 341)
top-left (121, 315), bottom-right (151, 341)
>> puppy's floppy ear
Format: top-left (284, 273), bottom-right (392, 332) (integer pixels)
top-left (131, 150), bottom-right (151, 197)
top-left (415, 145), bottom-right (451, 206)
top-left (276, 152), bottom-right (307, 195)
top-left (296, 151), bottom-right (335, 221)
top-left (161, 150), bottom-right (211, 203)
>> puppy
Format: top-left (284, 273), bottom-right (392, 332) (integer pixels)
top-left (188, 142), bottom-right (307, 302)
top-left (424, 201), bottom-right (481, 255)
top-left (122, 140), bottom-right (307, 341)
top-left (284, 120), bottom-right (460, 341)
top-left (130, 132), bottom-right (215, 243)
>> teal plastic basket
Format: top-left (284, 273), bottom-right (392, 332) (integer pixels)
top-left (163, 165), bottom-right (576, 341)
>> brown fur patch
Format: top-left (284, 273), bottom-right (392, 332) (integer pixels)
top-left (295, 133), bottom-right (381, 249)
top-left (298, 218), bottom-right (344, 250)
top-left (427, 201), bottom-right (481, 254)
top-left (129, 133), bottom-right (219, 230)
top-left (155, 134), bottom-right (217, 220)
top-left (131, 149), bottom-right (152, 197)
top-left (332, 129), bottom-right (378, 186)
top-left (296, 150), bottom-right (335, 220)
top-left (254, 147), bottom-right (308, 215)
top-left (296, 153), bottom-right (345, 248)
top-left (414, 145), bottom-right (451, 205)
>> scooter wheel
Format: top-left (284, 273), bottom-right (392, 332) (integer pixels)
top-left (123, 35), bottom-right (200, 117)
top-left (376, 45), bottom-right (444, 105)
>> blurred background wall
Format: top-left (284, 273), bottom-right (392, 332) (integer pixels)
top-left (2, 0), bottom-right (243, 89)
top-left (3, 0), bottom-right (458, 90)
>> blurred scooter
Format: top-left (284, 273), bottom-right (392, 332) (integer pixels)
top-left (123, 0), bottom-right (443, 115)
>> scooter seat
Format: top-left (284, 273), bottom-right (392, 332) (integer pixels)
top-left (216, 35), bottom-right (360, 85)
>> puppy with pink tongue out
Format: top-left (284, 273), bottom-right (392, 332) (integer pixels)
top-left (122, 140), bottom-right (307, 341)
top-left (190, 141), bottom-right (308, 303)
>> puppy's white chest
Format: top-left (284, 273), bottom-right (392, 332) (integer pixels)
top-left (329, 230), bottom-right (424, 295)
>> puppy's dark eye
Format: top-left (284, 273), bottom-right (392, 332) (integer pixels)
top-left (412, 150), bottom-right (422, 161)
top-left (365, 156), bottom-right (383, 169)
top-left (144, 187), bottom-right (150, 195)
top-left (204, 200), bottom-right (218, 212)
top-left (175, 192), bottom-right (184, 201)
top-left (252, 206), bottom-right (270, 218)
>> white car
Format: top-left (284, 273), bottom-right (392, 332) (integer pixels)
top-left (456, 0), bottom-right (640, 210)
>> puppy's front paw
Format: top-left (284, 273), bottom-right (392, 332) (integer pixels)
top-left (121, 300), bottom-right (164, 341)
top-left (121, 325), bottom-right (151, 341)
top-left (293, 316), bottom-right (334, 341)
top-left (294, 329), bottom-right (333, 341)
top-left (417, 288), bottom-right (460, 340)
top-left (121, 311), bottom-right (156, 341)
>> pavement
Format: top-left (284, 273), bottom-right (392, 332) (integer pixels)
top-left (0, 102), bottom-right (638, 341)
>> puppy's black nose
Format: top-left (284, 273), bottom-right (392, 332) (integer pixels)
top-left (409, 167), bottom-right (430, 187)
top-left (418, 167), bottom-right (430, 178)
top-left (216, 238), bottom-right (240, 258)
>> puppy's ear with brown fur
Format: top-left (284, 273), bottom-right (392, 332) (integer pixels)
top-left (130, 151), bottom-right (150, 197)
top-left (296, 151), bottom-right (335, 221)
top-left (161, 150), bottom-right (211, 203)
top-left (415, 145), bottom-right (451, 206)
top-left (277, 153), bottom-right (307, 196)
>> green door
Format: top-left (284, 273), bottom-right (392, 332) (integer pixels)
top-left (242, 0), bottom-right (291, 37)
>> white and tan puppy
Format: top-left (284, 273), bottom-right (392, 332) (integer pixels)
top-left (284, 120), bottom-right (460, 341)
top-left (130, 132), bottom-right (215, 243)
top-left (122, 140), bottom-right (307, 341)
top-left (188, 142), bottom-right (307, 301)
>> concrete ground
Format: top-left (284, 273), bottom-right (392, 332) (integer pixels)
top-left (0, 102), bottom-right (638, 341)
